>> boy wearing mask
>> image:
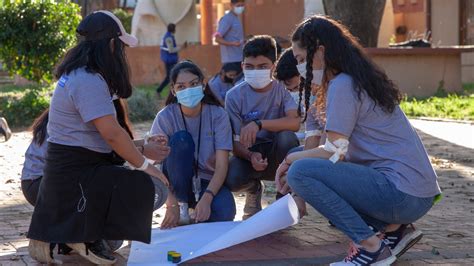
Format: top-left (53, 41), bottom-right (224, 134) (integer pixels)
top-left (225, 35), bottom-right (300, 219)
top-left (208, 63), bottom-right (241, 106)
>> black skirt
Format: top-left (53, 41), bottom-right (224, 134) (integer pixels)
top-left (27, 143), bottom-right (155, 244)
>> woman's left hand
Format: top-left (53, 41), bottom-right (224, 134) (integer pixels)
top-left (275, 162), bottom-right (290, 194)
top-left (193, 195), bottom-right (212, 222)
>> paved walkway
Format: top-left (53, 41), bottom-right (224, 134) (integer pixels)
top-left (0, 120), bottom-right (473, 265)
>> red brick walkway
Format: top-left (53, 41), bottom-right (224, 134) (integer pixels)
top-left (1, 122), bottom-right (474, 265)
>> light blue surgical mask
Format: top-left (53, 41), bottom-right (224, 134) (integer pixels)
top-left (290, 91), bottom-right (300, 104)
top-left (176, 85), bottom-right (204, 108)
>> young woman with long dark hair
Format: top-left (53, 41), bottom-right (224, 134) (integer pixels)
top-left (27, 11), bottom-right (169, 265)
top-left (275, 16), bottom-right (441, 265)
top-left (151, 60), bottom-right (236, 228)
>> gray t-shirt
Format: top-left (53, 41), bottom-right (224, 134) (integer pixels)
top-left (325, 73), bottom-right (441, 198)
top-left (21, 138), bottom-right (48, 180)
top-left (217, 12), bottom-right (244, 63)
top-left (150, 104), bottom-right (233, 181)
top-left (47, 68), bottom-right (116, 153)
top-left (208, 75), bottom-right (233, 104)
top-left (225, 80), bottom-right (298, 140)
top-left (305, 105), bottom-right (324, 137)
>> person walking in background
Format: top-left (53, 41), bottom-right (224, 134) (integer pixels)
top-left (0, 117), bottom-right (12, 141)
top-left (157, 23), bottom-right (187, 98)
top-left (215, 0), bottom-right (245, 71)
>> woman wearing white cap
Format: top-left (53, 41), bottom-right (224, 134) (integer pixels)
top-left (27, 11), bottom-right (170, 265)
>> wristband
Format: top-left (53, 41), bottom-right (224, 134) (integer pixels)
top-left (253, 119), bottom-right (262, 130)
top-left (136, 158), bottom-right (149, 171)
top-left (204, 189), bottom-right (215, 198)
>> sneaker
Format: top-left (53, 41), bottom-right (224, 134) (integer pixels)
top-left (0, 117), bottom-right (12, 142)
top-left (381, 224), bottom-right (423, 258)
top-left (243, 181), bottom-right (264, 220)
top-left (67, 240), bottom-right (116, 265)
top-left (179, 202), bottom-right (191, 225)
top-left (28, 239), bottom-right (63, 264)
top-left (330, 241), bottom-right (395, 266)
top-left (104, 239), bottom-right (124, 252)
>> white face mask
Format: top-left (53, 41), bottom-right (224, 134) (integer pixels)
top-left (296, 61), bottom-right (324, 86)
top-left (244, 69), bottom-right (272, 89)
top-left (233, 6), bottom-right (245, 15)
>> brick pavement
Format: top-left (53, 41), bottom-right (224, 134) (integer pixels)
top-left (0, 121), bottom-right (473, 265)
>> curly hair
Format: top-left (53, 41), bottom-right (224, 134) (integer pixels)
top-left (292, 15), bottom-right (402, 122)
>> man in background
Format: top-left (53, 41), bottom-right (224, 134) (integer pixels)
top-left (157, 23), bottom-right (187, 98)
top-left (215, 0), bottom-right (245, 73)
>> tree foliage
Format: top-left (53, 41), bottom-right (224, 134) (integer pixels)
top-left (0, 1), bottom-right (81, 84)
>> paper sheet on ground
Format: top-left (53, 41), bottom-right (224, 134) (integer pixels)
top-left (127, 194), bottom-right (299, 265)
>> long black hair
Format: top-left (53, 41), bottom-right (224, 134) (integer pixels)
top-left (274, 48), bottom-right (310, 120)
top-left (165, 60), bottom-right (221, 107)
top-left (55, 37), bottom-right (134, 138)
top-left (30, 108), bottom-right (49, 146)
top-left (292, 15), bottom-right (402, 121)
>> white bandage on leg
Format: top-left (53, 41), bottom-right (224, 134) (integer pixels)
top-left (323, 138), bottom-right (349, 163)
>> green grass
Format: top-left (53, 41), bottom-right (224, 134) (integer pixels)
top-left (400, 93), bottom-right (474, 121)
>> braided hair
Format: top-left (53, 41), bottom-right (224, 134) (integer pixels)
top-left (292, 15), bottom-right (402, 122)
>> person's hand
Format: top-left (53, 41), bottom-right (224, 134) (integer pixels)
top-left (144, 164), bottom-right (169, 187)
top-left (232, 41), bottom-right (241, 46)
top-left (148, 134), bottom-right (168, 145)
top-left (275, 162), bottom-right (290, 194)
top-left (293, 195), bottom-right (308, 218)
top-left (250, 152), bottom-right (268, 172)
top-left (161, 204), bottom-right (180, 229)
top-left (193, 194), bottom-right (212, 222)
top-left (143, 141), bottom-right (170, 162)
top-left (240, 122), bottom-right (259, 148)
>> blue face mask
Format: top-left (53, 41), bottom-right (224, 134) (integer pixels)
top-left (176, 85), bottom-right (205, 108)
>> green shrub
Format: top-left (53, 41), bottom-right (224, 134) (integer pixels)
top-left (127, 87), bottom-right (159, 122)
top-left (112, 8), bottom-right (132, 33)
top-left (0, 85), bottom-right (53, 127)
top-left (0, 1), bottom-right (81, 84)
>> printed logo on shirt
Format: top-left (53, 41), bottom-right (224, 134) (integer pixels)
top-left (58, 75), bottom-right (69, 88)
top-left (242, 110), bottom-right (262, 123)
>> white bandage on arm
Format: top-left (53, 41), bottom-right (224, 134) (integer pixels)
top-left (305, 129), bottom-right (323, 139)
top-left (323, 138), bottom-right (349, 163)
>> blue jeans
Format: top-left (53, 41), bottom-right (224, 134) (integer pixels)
top-left (163, 131), bottom-right (236, 222)
top-left (156, 61), bottom-right (176, 94)
top-left (287, 158), bottom-right (434, 244)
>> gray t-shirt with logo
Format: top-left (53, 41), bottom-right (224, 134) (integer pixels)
top-left (47, 68), bottom-right (116, 153)
top-left (225, 80), bottom-right (298, 140)
top-left (208, 75), bottom-right (233, 104)
top-left (150, 104), bottom-right (233, 181)
top-left (325, 73), bottom-right (441, 198)
top-left (217, 12), bottom-right (244, 63)
top-left (21, 138), bottom-right (48, 180)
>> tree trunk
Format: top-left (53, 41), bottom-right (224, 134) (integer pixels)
top-left (323, 0), bottom-right (386, 47)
